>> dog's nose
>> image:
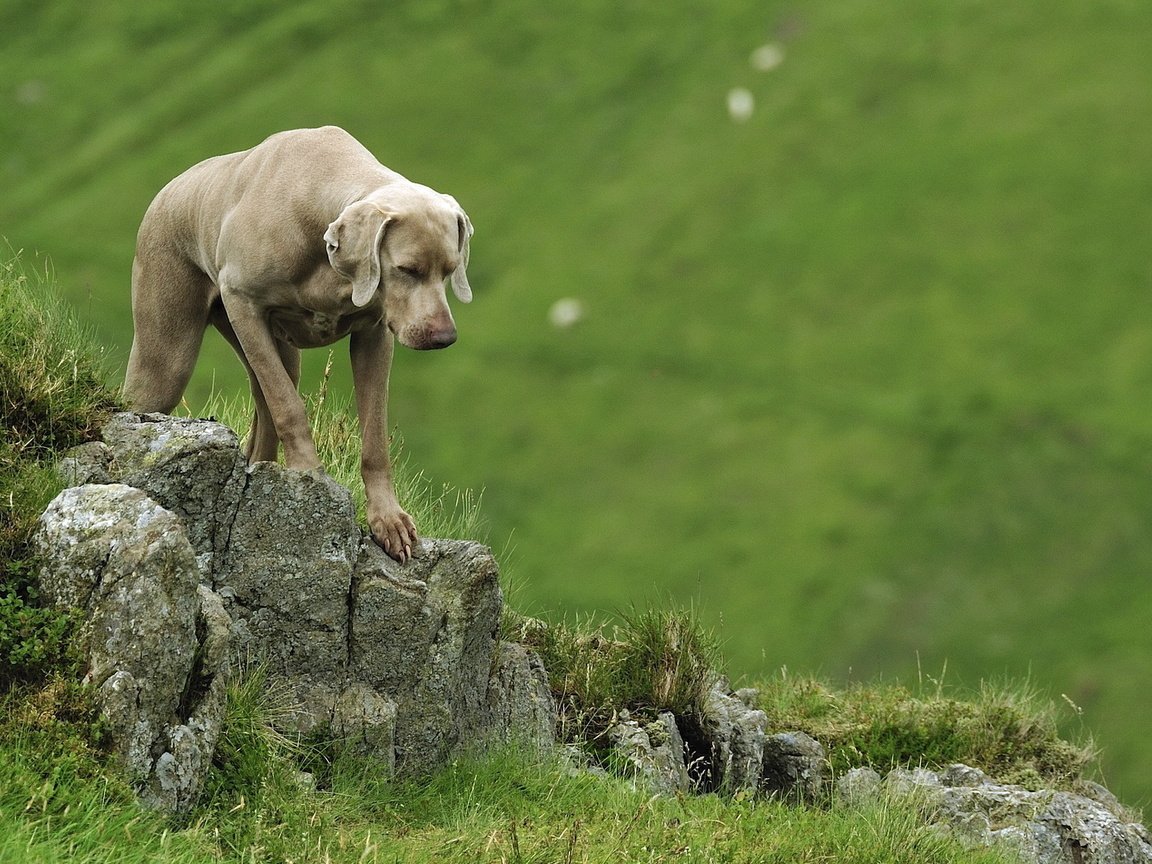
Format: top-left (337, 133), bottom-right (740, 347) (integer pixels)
top-left (429, 327), bottom-right (457, 348)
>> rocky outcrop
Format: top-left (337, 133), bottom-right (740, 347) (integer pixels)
top-left (838, 765), bottom-right (1152, 864)
top-left (33, 484), bottom-right (227, 812)
top-left (38, 412), bottom-right (555, 811)
top-left (36, 412), bottom-right (1150, 862)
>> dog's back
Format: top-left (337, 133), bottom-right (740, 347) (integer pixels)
top-left (138, 128), bottom-right (398, 284)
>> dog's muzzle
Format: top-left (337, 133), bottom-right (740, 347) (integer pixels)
top-left (396, 324), bottom-right (457, 350)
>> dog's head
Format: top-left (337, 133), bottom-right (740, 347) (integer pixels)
top-left (324, 186), bottom-right (473, 350)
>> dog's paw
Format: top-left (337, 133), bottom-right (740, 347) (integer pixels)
top-left (369, 508), bottom-right (420, 564)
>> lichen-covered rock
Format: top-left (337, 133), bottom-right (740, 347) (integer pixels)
top-left (97, 413), bottom-right (247, 578)
top-left (33, 484), bottom-right (228, 812)
top-left (351, 539), bottom-right (503, 773)
top-left (332, 683), bottom-right (397, 769)
top-left (482, 642), bottom-right (557, 751)
top-left (56, 439), bottom-right (113, 487)
top-left (761, 731), bottom-right (828, 802)
top-left (219, 461), bottom-right (360, 689)
top-left (606, 711), bottom-right (692, 795)
top-left (835, 766), bottom-right (883, 807)
top-left (698, 680), bottom-right (768, 794)
top-left (871, 765), bottom-right (1152, 864)
top-left (35, 484), bottom-right (199, 696)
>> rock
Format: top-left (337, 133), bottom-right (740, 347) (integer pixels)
top-left (697, 680), bottom-right (768, 794)
top-left (56, 440), bottom-right (113, 487)
top-left (97, 412), bottom-right (247, 579)
top-left (33, 484), bottom-right (229, 812)
top-left (483, 641), bottom-right (557, 751)
top-left (332, 683), bottom-right (397, 769)
top-left (197, 584), bottom-right (234, 675)
top-left (873, 765), bottom-right (1152, 864)
top-left (351, 539), bottom-right (503, 772)
top-left (40, 412), bottom-right (539, 809)
top-left (606, 710), bottom-right (691, 795)
top-left (220, 462), bottom-right (360, 689)
top-left (884, 766), bottom-right (945, 799)
top-left (761, 731), bottom-right (828, 801)
top-left (834, 766), bottom-right (883, 807)
top-left (942, 763), bottom-right (990, 787)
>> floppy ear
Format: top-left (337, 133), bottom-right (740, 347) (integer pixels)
top-left (324, 202), bottom-right (392, 307)
top-left (443, 194), bottom-right (474, 303)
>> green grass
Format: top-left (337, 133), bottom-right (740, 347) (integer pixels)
top-left (0, 254), bottom-right (117, 686)
top-left (1, 667), bottom-right (1026, 864)
top-left (0, 262), bottom-right (1121, 859)
top-left (3, 0), bottom-right (1152, 804)
top-left (759, 672), bottom-right (1094, 791)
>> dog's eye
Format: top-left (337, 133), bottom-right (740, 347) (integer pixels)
top-left (397, 265), bottom-right (423, 280)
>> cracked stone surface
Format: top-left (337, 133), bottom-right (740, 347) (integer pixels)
top-left (840, 765), bottom-right (1152, 864)
top-left (39, 413), bottom-right (554, 809)
top-left (34, 483), bottom-right (225, 811)
top-left (59, 413), bottom-right (246, 580)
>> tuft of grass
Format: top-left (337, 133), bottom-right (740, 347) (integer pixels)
top-left (0, 252), bottom-right (118, 687)
top-left (0, 253), bottom-right (117, 462)
top-left (197, 659), bottom-right (303, 812)
top-left (514, 605), bottom-right (723, 750)
top-left (758, 671), bottom-right (1095, 790)
top-left (0, 678), bottom-right (109, 775)
top-left (613, 605), bottom-right (723, 717)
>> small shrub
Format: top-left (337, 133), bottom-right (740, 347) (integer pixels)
top-left (0, 578), bottom-right (84, 687)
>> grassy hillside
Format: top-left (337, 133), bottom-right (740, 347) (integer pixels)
top-left (4, 679), bottom-right (1027, 864)
top-left (3, 0), bottom-right (1152, 802)
top-left (0, 258), bottom-right (1089, 861)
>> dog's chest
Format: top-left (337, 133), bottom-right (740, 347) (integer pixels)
top-left (268, 304), bottom-right (371, 348)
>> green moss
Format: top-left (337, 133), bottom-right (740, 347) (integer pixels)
top-left (758, 674), bottom-right (1094, 789)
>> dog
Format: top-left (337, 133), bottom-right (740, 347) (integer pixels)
top-left (123, 126), bottom-right (473, 563)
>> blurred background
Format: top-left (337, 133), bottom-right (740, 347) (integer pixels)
top-left (3, 0), bottom-right (1151, 804)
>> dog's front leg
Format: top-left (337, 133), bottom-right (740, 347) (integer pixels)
top-left (351, 325), bottom-right (418, 563)
top-left (221, 293), bottom-right (321, 471)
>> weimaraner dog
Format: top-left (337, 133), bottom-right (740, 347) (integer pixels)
top-left (123, 126), bottom-right (473, 563)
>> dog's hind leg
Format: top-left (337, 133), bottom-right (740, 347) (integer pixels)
top-left (124, 252), bottom-right (213, 413)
